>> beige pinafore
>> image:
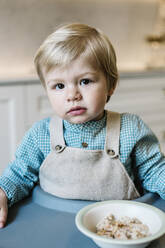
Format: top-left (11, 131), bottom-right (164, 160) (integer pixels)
top-left (39, 111), bottom-right (140, 200)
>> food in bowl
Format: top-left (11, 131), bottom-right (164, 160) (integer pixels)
top-left (75, 200), bottom-right (165, 248)
top-left (96, 214), bottom-right (150, 240)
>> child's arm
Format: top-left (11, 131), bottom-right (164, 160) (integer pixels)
top-left (0, 188), bottom-right (8, 228)
top-left (0, 119), bottom-right (48, 208)
top-left (131, 115), bottom-right (165, 199)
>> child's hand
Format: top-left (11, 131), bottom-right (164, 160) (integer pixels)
top-left (0, 188), bottom-right (8, 228)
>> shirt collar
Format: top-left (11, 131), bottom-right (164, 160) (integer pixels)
top-left (63, 111), bottom-right (107, 134)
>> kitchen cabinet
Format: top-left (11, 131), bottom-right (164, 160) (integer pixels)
top-left (0, 73), bottom-right (165, 174)
top-left (0, 85), bottom-right (26, 174)
top-left (25, 84), bottom-right (53, 130)
top-left (107, 75), bottom-right (165, 153)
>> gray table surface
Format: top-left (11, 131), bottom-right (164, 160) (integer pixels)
top-left (0, 186), bottom-right (165, 248)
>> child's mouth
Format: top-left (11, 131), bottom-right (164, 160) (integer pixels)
top-left (67, 107), bottom-right (86, 116)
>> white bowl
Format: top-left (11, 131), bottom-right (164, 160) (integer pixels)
top-left (75, 200), bottom-right (165, 248)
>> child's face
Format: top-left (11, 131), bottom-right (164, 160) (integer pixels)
top-left (43, 57), bottom-right (113, 124)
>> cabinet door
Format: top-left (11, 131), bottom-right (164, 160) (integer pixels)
top-left (0, 86), bottom-right (26, 174)
top-left (25, 84), bottom-right (53, 130)
top-left (106, 76), bottom-right (165, 153)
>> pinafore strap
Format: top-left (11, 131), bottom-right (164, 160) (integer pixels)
top-left (49, 110), bottom-right (121, 155)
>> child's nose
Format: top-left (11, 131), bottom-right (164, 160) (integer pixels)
top-left (67, 87), bottom-right (82, 102)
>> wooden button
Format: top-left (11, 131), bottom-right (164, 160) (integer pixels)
top-left (108, 149), bottom-right (115, 156)
top-left (82, 142), bottom-right (88, 148)
top-left (55, 145), bottom-right (62, 151)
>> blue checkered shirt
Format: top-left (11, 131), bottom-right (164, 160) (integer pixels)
top-left (0, 112), bottom-right (165, 206)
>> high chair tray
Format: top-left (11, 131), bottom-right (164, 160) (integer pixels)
top-left (0, 186), bottom-right (165, 248)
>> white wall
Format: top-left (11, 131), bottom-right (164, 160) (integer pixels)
top-left (0, 0), bottom-right (158, 79)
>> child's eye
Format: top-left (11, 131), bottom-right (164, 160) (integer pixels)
top-left (52, 83), bottom-right (65, 90)
top-left (80, 79), bottom-right (92, 86)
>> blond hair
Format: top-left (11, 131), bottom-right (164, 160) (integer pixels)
top-left (34, 23), bottom-right (118, 98)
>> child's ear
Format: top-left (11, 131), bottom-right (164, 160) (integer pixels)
top-left (108, 88), bottom-right (115, 97)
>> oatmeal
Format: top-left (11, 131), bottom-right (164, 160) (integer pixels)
top-left (96, 214), bottom-right (150, 240)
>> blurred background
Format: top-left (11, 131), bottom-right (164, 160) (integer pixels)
top-left (0, 0), bottom-right (165, 173)
top-left (0, 0), bottom-right (165, 78)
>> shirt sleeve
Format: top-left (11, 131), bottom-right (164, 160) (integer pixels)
top-left (132, 115), bottom-right (165, 199)
top-left (0, 122), bottom-right (45, 207)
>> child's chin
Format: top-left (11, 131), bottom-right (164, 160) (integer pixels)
top-left (67, 117), bottom-right (90, 124)
top-left (69, 120), bottom-right (86, 124)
